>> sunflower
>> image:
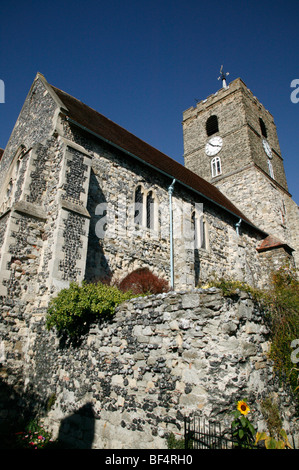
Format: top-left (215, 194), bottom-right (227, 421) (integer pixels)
top-left (237, 400), bottom-right (250, 415)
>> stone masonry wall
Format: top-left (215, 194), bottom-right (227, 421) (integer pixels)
top-left (1, 288), bottom-right (297, 448)
top-left (183, 80), bottom-right (252, 182)
top-left (0, 75), bottom-right (59, 189)
top-left (0, 74), bottom-right (295, 310)
top-left (182, 78), bottom-right (287, 191)
top-left (182, 77), bottom-right (299, 267)
top-left (214, 165), bottom-right (299, 266)
top-left (61, 120), bottom-right (276, 291)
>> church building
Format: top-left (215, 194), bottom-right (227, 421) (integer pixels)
top-left (0, 73), bottom-right (297, 312)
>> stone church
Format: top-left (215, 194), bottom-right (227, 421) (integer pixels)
top-left (0, 73), bottom-right (298, 312)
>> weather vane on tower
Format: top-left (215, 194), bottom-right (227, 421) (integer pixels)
top-left (218, 65), bottom-right (229, 88)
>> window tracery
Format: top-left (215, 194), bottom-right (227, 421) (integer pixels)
top-left (211, 156), bottom-right (221, 177)
top-left (133, 185), bottom-right (158, 234)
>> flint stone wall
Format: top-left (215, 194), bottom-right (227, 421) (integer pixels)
top-left (1, 287), bottom-right (297, 449)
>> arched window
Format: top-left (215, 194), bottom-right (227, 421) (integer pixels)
top-left (206, 115), bottom-right (219, 136)
top-left (146, 191), bottom-right (155, 230)
top-left (259, 118), bottom-right (267, 138)
top-left (211, 156), bottom-right (222, 177)
top-left (200, 216), bottom-right (206, 250)
top-left (6, 179), bottom-right (13, 199)
top-left (191, 209), bottom-right (208, 285)
top-left (191, 211), bottom-right (197, 247)
top-left (134, 185), bottom-right (143, 226)
top-left (134, 185), bottom-right (157, 233)
top-left (191, 210), bottom-right (207, 250)
top-left (191, 211), bottom-right (200, 285)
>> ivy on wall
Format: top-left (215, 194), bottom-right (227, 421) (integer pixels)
top-left (207, 266), bottom-right (299, 408)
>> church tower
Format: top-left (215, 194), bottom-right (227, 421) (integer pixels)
top-left (182, 75), bottom-right (299, 267)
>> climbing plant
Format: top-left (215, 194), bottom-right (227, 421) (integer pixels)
top-left (207, 266), bottom-right (299, 406)
top-left (267, 266), bottom-right (299, 402)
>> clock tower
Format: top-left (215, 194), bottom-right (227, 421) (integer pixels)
top-left (182, 77), bottom-right (299, 267)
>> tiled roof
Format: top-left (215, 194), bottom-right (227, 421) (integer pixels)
top-left (50, 83), bottom-right (263, 233)
top-left (256, 235), bottom-right (294, 252)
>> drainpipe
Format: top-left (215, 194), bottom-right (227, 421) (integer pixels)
top-left (235, 218), bottom-right (242, 236)
top-left (168, 179), bottom-right (176, 290)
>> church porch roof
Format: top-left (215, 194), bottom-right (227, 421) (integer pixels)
top-left (256, 235), bottom-right (294, 253)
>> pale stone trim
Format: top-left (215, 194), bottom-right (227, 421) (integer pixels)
top-left (54, 130), bottom-right (93, 159)
top-left (13, 200), bottom-right (47, 220)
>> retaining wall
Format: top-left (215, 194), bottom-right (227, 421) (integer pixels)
top-left (0, 288), bottom-right (298, 448)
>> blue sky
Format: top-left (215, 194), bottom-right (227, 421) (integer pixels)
top-left (1, 0), bottom-right (298, 203)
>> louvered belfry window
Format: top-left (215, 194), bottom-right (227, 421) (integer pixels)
top-left (259, 118), bottom-right (267, 138)
top-left (206, 115), bottom-right (219, 136)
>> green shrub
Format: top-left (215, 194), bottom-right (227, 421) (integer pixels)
top-left (46, 281), bottom-right (133, 338)
top-left (203, 278), bottom-right (264, 303)
top-left (260, 396), bottom-right (283, 440)
top-left (167, 432), bottom-right (189, 449)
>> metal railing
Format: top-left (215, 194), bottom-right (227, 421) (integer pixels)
top-left (184, 415), bottom-right (257, 449)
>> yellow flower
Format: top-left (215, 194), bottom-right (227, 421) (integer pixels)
top-left (237, 400), bottom-right (250, 415)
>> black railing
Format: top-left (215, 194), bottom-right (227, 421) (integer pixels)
top-left (184, 415), bottom-right (257, 449)
top-left (184, 414), bottom-right (296, 450)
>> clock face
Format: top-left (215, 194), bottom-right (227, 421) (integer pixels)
top-left (205, 136), bottom-right (223, 156)
top-left (262, 139), bottom-right (272, 159)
